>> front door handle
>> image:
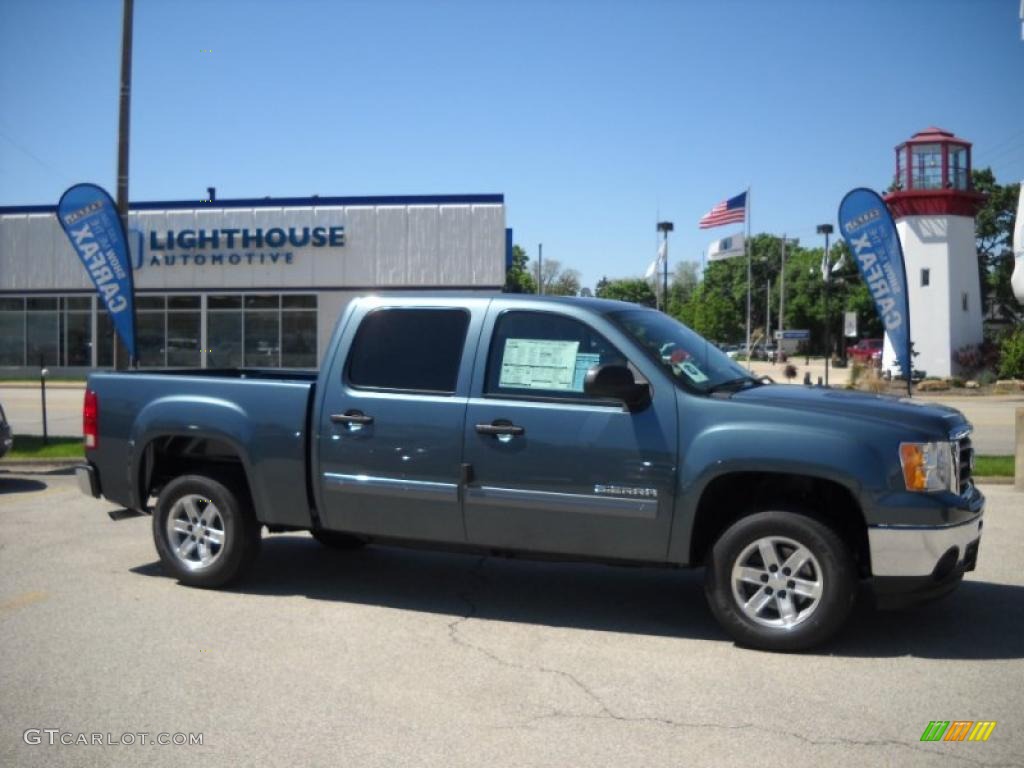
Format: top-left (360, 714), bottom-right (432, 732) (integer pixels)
top-left (331, 410), bottom-right (374, 426)
top-left (475, 421), bottom-right (525, 437)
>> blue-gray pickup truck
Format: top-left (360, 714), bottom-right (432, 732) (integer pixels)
top-left (76, 295), bottom-right (984, 650)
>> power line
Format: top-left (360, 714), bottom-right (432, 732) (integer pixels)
top-left (0, 126), bottom-right (63, 177)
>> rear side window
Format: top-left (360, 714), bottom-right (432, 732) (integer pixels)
top-left (347, 308), bottom-right (470, 394)
top-left (485, 311), bottom-right (628, 400)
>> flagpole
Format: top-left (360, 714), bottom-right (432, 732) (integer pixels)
top-left (745, 186), bottom-right (752, 371)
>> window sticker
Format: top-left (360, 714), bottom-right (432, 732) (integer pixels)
top-left (499, 338), bottom-right (580, 391)
top-left (679, 360), bottom-right (709, 383)
top-left (572, 352), bottom-right (602, 392)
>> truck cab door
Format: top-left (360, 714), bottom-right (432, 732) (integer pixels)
top-left (315, 302), bottom-right (480, 543)
top-left (462, 305), bottom-right (678, 561)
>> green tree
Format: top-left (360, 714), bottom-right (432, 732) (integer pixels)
top-left (503, 245), bottom-right (536, 294)
top-left (536, 258), bottom-right (581, 296)
top-left (595, 277), bottom-right (657, 307)
top-left (666, 261), bottom-right (700, 316)
top-left (973, 168), bottom-right (1021, 320)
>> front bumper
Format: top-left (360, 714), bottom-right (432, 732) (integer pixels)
top-left (75, 463), bottom-right (100, 498)
top-left (868, 509), bottom-right (982, 608)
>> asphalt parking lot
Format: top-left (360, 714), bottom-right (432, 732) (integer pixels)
top-left (1, 471), bottom-right (1022, 768)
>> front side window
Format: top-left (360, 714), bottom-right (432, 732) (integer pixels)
top-left (484, 311), bottom-right (630, 400)
top-left (347, 308), bottom-right (469, 393)
top-left (609, 309), bottom-right (757, 395)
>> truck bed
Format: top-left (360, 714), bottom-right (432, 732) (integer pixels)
top-left (86, 369), bottom-right (316, 527)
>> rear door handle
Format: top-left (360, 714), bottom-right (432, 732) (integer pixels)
top-left (475, 421), bottom-right (525, 437)
top-left (331, 410), bottom-right (374, 426)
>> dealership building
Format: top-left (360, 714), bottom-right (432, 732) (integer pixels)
top-left (0, 194), bottom-right (508, 374)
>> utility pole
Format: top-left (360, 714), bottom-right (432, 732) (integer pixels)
top-left (659, 221), bottom-right (675, 313)
top-left (779, 233), bottom-right (787, 336)
top-left (115, 0), bottom-right (134, 370)
top-left (817, 224), bottom-right (834, 386)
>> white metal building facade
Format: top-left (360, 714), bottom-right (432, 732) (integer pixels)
top-left (0, 194), bottom-right (508, 374)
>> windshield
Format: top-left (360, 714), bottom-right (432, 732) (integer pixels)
top-left (608, 309), bottom-right (757, 394)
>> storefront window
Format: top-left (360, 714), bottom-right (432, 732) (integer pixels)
top-left (167, 295), bottom-right (200, 367)
top-left (0, 298), bottom-right (25, 366)
top-left (137, 311), bottom-right (165, 367)
top-left (208, 309), bottom-right (242, 368)
top-left (0, 292), bottom-right (318, 370)
top-left (26, 298), bottom-right (59, 366)
top-left (244, 295), bottom-right (280, 367)
top-left (98, 312), bottom-right (114, 367)
top-left (282, 311), bottom-right (317, 367)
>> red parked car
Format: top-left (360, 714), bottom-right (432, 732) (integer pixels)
top-left (849, 338), bottom-right (883, 365)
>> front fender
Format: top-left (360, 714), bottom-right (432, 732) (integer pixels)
top-left (667, 421), bottom-right (883, 563)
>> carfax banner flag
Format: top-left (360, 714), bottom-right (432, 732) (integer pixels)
top-left (57, 183), bottom-right (137, 360)
top-left (838, 188), bottom-right (911, 381)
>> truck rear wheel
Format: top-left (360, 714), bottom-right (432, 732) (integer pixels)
top-left (153, 474), bottom-right (261, 588)
top-left (704, 510), bottom-right (856, 651)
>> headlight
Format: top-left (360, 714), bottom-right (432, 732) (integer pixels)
top-left (899, 441), bottom-right (957, 492)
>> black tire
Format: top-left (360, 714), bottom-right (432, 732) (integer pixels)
top-left (152, 473), bottom-right (261, 588)
top-left (704, 510), bottom-right (857, 651)
top-left (311, 529), bottom-right (367, 550)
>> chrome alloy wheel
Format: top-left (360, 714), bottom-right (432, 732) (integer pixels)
top-left (730, 535), bottom-right (824, 629)
top-left (165, 494), bottom-right (226, 571)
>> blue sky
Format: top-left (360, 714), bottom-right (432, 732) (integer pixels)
top-left (1, 0), bottom-right (1022, 290)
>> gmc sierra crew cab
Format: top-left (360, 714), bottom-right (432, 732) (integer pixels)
top-left (76, 295), bottom-right (984, 650)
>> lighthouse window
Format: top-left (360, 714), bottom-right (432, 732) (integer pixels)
top-left (948, 145), bottom-right (968, 190)
top-left (911, 144), bottom-right (943, 190)
top-left (961, 292), bottom-right (969, 312)
top-left (920, 269), bottom-right (930, 287)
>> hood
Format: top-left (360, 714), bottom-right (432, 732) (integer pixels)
top-left (730, 384), bottom-right (969, 440)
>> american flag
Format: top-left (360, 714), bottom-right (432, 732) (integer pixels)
top-left (699, 192), bottom-right (747, 229)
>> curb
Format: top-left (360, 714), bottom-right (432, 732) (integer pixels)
top-left (1, 458), bottom-right (82, 471)
top-left (0, 382), bottom-right (86, 390)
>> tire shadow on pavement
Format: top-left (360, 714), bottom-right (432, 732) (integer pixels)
top-left (133, 535), bottom-right (724, 642)
top-left (0, 477), bottom-right (48, 494)
top-left (131, 536), bottom-right (1024, 658)
top-left (822, 580), bottom-right (1024, 660)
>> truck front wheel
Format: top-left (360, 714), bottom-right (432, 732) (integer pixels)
top-left (153, 474), bottom-right (261, 588)
top-left (704, 510), bottom-right (857, 651)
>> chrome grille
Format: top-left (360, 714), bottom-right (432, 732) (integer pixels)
top-left (955, 433), bottom-right (973, 494)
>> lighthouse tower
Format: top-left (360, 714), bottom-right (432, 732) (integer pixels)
top-left (883, 127), bottom-right (986, 379)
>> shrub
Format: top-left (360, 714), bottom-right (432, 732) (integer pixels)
top-left (955, 339), bottom-right (1001, 375)
top-left (977, 369), bottom-right (997, 386)
top-left (998, 329), bottom-right (1024, 379)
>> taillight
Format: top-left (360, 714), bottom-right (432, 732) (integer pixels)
top-left (83, 389), bottom-right (98, 449)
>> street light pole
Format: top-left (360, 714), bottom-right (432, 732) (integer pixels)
top-left (817, 223), bottom-right (834, 387)
top-left (115, 0), bottom-right (134, 370)
top-left (657, 221), bottom-right (674, 313)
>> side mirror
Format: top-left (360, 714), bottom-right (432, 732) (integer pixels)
top-left (584, 364), bottom-right (650, 411)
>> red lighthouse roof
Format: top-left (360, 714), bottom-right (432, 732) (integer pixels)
top-left (902, 126), bottom-right (972, 146)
